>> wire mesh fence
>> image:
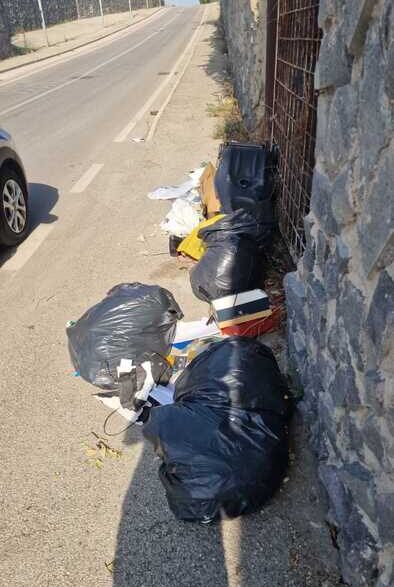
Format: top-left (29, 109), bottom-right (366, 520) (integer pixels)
top-left (267, 0), bottom-right (321, 262)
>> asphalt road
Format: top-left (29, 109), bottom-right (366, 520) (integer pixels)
top-left (0, 7), bottom-right (199, 191)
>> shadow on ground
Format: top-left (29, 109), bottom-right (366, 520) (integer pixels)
top-left (112, 10), bottom-right (341, 587)
top-left (0, 182), bottom-right (58, 267)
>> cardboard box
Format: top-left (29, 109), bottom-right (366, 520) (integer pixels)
top-left (211, 290), bottom-right (272, 329)
top-left (199, 162), bottom-right (221, 217)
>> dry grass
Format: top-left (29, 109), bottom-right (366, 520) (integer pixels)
top-left (206, 84), bottom-right (250, 142)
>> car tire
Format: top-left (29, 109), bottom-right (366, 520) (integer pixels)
top-left (0, 166), bottom-right (29, 247)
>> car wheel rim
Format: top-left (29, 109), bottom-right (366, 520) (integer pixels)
top-left (3, 179), bottom-right (27, 234)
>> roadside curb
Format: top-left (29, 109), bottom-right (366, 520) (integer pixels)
top-left (0, 8), bottom-right (164, 76)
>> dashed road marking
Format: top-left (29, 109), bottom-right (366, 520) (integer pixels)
top-left (1, 223), bottom-right (54, 272)
top-left (70, 163), bottom-right (104, 193)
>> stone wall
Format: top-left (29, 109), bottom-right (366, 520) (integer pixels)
top-left (0, 0), bottom-right (11, 58)
top-left (219, 0), bottom-right (267, 132)
top-left (1, 0), bottom-right (160, 35)
top-left (285, 1), bottom-right (394, 586)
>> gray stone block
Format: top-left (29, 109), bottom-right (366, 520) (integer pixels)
top-left (344, 0), bottom-right (378, 56)
top-left (359, 26), bottom-right (390, 177)
top-left (337, 279), bottom-right (365, 370)
top-left (310, 171), bottom-right (339, 235)
top-left (366, 270), bottom-right (394, 362)
top-left (359, 149), bottom-right (394, 276)
top-left (376, 493), bottom-right (394, 543)
top-left (331, 167), bottom-right (356, 228)
top-left (315, 25), bottom-right (353, 90)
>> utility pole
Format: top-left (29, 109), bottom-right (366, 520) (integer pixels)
top-left (75, 0), bottom-right (80, 20)
top-left (128, 0), bottom-right (132, 18)
top-left (36, 0), bottom-right (49, 47)
top-left (98, 0), bottom-right (104, 27)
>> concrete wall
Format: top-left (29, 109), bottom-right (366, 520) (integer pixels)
top-left (1, 0), bottom-right (160, 35)
top-left (219, 0), bottom-right (267, 132)
top-left (285, 1), bottom-right (394, 585)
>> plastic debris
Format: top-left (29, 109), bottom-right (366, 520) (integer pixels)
top-left (143, 337), bottom-right (293, 522)
top-left (147, 167), bottom-right (204, 201)
top-left (177, 214), bottom-right (225, 260)
top-left (160, 199), bottom-right (201, 237)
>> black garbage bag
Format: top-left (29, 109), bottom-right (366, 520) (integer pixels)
top-left (215, 142), bottom-right (276, 218)
top-left (67, 283), bottom-right (183, 390)
top-left (189, 210), bottom-right (270, 302)
top-left (143, 337), bottom-right (292, 522)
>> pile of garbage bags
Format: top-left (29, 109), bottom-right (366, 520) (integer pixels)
top-left (144, 337), bottom-right (292, 522)
top-left (66, 140), bottom-right (292, 524)
top-left (158, 142), bottom-right (276, 302)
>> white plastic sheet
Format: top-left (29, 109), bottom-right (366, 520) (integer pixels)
top-left (147, 167), bottom-right (205, 201)
top-left (160, 199), bottom-right (201, 237)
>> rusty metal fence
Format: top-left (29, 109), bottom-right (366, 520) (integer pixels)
top-left (266, 0), bottom-right (321, 261)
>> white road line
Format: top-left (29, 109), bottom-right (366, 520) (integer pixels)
top-left (1, 223), bottom-right (54, 272)
top-left (146, 10), bottom-right (206, 141)
top-left (0, 9), bottom-right (168, 89)
top-left (0, 13), bottom-right (181, 118)
top-left (70, 163), bottom-right (104, 193)
top-left (114, 10), bottom-right (205, 143)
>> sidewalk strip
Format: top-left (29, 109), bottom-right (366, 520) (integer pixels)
top-left (113, 8), bottom-right (206, 144)
top-left (146, 9), bottom-right (206, 142)
top-left (70, 163), bottom-right (104, 194)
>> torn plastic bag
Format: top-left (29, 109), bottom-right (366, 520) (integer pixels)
top-left (160, 199), bottom-right (201, 237)
top-left (214, 142), bottom-right (275, 219)
top-left (189, 210), bottom-right (270, 302)
top-left (143, 337), bottom-right (292, 522)
top-left (67, 283), bottom-right (183, 390)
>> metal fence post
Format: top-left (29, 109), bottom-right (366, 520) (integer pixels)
top-left (98, 0), bottom-right (104, 27)
top-left (128, 0), bottom-right (132, 18)
top-left (75, 0), bottom-right (80, 20)
top-left (36, 0), bottom-right (49, 47)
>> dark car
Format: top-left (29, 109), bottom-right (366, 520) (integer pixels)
top-left (0, 128), bottom-right (29, 246)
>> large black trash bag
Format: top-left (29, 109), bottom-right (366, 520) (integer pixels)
top-left (67, 283), bottom-right (183, 390)
top-left (189, 210), bottom-right (271, 302)
top-left (143, 337), bottom-right (292, 522)
top-left (214, 142), bottom-right (276, 218)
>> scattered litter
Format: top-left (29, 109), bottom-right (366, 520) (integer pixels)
top-left (137, 234), bottom-right (147, 243)
top-left (150, 110), bottom-right (159, 116)
top-left (95, 383), bottom-right (175, 422)
top-left (173, 318), bottom-right (220, 349)
top-left (199, 162), bottom-right (221, 217)
top-left (148, 179), bottom-right (195, 201)
top-left (105, 560), bottom-right (115, 574)
top-left (130, 137), bottom-right (145, 143)
top-left (160, 199), bottom-right (201, 237)
top-left (177, 214), bottom-right (225, 261)
top-left (83, 432), bottom-right (122, 468)
top-left (143, 337), bottom-right (293, 522)
top-left (147, 167), bottom-right (204, 201)
top-left (67, 283), bottom-right (183, 390)
top-left (169, 234), bottom-right (183, 257)
top-left (209, 289), bottom-right (283, 337)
